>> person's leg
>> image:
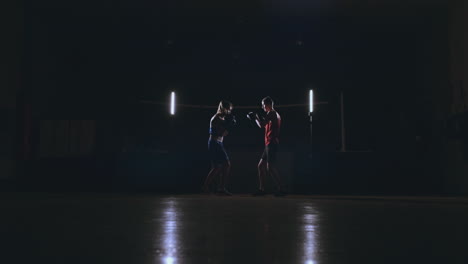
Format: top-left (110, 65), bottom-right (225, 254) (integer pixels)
top-left (266, 144), bottom-right (286, 196)
top-left (253, 158), bottom-right (267, 196)
top-left (216, 142), bottom-right (232, 195)
top-left (257, 159), bottom-right (267, 191)
top-left (217, 161), bottom-right (232, 195)
top-left (205, 139), bottom-right (223, 193)
top-left (204, 165), bottom-right (222, 193)
top-left (267, 162), bottom-right (282, 191)
top-left (268, 162), bottom-right (286, 196)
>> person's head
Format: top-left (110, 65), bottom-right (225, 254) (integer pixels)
top-left (217, 100), bottom-right (233, 115)
top-left (261, 96), bottom-right (274, 112)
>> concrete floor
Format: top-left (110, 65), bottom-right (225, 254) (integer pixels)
top-left (1, 193), bottom-right (468, 264)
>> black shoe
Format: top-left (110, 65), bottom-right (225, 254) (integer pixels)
top-left (216, 188), bottom-right (233, 196)
top-left (252, 189), bottom-right (266, 196)
top-left (274, 190), bottom-right (287, 197)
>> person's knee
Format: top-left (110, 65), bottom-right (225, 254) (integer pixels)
top-left (225, 161), bottom-right (231, 169)
top-left (258, 160), bottom-right (266, 170)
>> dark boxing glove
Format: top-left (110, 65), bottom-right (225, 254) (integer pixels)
top-left (247, 112), bottom-right (257, 120)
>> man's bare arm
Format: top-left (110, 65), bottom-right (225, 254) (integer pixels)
top-left (255, 113), bottom-right (271, 128)
top-left (255, 118), bottom-right (262, 128)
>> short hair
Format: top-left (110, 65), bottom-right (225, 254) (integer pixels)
top-left (262, 96), bottom-right (274, 106)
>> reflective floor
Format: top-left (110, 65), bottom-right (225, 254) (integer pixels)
top-left (2, 193), bottom-right (468, 264)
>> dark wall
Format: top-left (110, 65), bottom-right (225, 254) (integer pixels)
top-left (22, 149), bottom-right (433, 195)
top-left (0, 0), bottom-right (21, 181)
top-left (440, 0), bottom-right (468, 195)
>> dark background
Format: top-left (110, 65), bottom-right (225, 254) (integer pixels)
top-left (2, 0), bottom-right (467, 195)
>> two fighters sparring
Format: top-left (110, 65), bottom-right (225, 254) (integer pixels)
top-left (203, 97), bottom-right (285, 196)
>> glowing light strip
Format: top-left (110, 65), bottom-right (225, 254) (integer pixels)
top-left (170, 92), bottom-right (175, 115)
top-left (309, 90), bottom-right (314, 113)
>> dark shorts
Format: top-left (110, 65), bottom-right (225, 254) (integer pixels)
top-left (208, 139), bottom-right (229, 166)
top-left (261, 143), bottom-right (278, 164)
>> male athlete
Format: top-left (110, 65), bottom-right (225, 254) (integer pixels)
top-left (248, 96), bottom-right (286, 196)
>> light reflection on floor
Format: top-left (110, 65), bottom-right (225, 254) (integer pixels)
top-left (160, 199), bottom-right (179, 264)
top-left (5, 194), bottom-right (467, 264)
top-left (302, 204), bottom-right (318, 264)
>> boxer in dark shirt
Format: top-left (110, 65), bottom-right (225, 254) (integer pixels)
top-left (203, 100), bottom-right (236, 195)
